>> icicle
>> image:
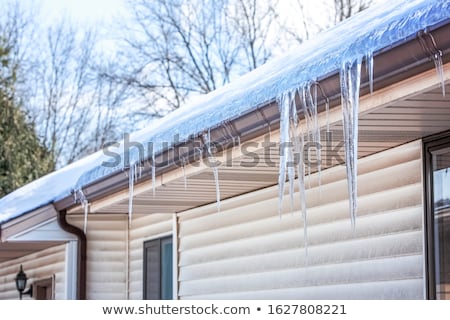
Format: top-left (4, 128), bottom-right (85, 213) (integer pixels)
top-left (204, 131), bottom-right (221, 212)
top-left (314, 83), bottom-right (322, 192)
top-left (78, 189), bottom-right (89, 234)
top-left (152, 149), bottom-right (156, 197)
top-left (325, 99), bottom-right (330, 133)
top-left (287, 102), bottom-right (295, 213)
top-left (82, 201), bottom-right (89, 234)
top-left (128, 164), bottom-right (135, 226)
top-left (290, 92), bottom-right (308, 257)
top-left (278, 91), bottom-right (291, 217)
top-left (301, 83), bottom-right (320, 189)
top-left (433, 50), bottom-right (446, 96)
top-left (299, 130), bottom-right (308, 260)
top-left (366, 51), bottom-right (374, 94)
top-left (212, 166), bottom-right (220, 212)
top-left (182, 159), bottom-right (188, 190)
top-left (340, 58), bottom-right (362, 231)
top-left (300, 87), bottom-right (312, 189)
top-left (134, 162), bottom-right (138, 182)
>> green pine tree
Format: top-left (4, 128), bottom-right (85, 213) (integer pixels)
top-left (0, 40), bottom-right (54, 197)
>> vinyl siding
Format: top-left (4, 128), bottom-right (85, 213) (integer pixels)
top-left (67, 214), bottom-right (127, 300)
top-left (177, 140), bottom-right (425, 299)
top-left (0, 244), bottom-right (66, 300)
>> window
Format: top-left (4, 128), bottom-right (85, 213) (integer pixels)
top-left (424, 133), bottom-right (450, 299)
top-left (34, 277), bottom-right (54, 300)
top-left (143, 236), bottom-right (173, 300)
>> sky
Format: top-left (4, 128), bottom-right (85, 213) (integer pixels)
top-left (35, 0), bottom-right (126, 25)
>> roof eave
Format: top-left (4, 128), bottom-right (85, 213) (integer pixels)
top-left (55, 19), bottom-right (450, 213)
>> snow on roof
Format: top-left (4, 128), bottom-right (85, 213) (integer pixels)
top-left (0, 0), bottom-right (449, 224)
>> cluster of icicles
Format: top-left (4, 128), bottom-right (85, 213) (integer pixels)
top-left (74, 131), bottom-right (220, 232)
top-left (277, 58), bottom-right (362, 255)
top-left (124, 130), bottom-right (221, 227)
top-left (75, 52), bottom-right (445, 238)
top-left (277, 51), bottom-right (445, 254)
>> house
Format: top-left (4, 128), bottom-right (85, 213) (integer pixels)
top-left (1, 0), bottom-right (450, 300)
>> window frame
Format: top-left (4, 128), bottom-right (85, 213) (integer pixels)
top-left (423, 131), bottom-right (450, 299)
top-left (34, 276), bottom-right (55, 300)
top-left (142, 235), bottom-right (173, 300)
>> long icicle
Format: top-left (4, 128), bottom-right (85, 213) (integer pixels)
top-left (307, 82), bottom-right (321, 190)
top-left (433, 50), bottom-right (446, 96)
top-left (340, 58), bottom-right (362, 232)
top-left (278, 92), bottom-right (290, 217)
top-left (78, 189), bottom-right (89, 234)
top-left (182, 159), bottom-right (188, 190)
top-left (287, 91), bottom-right (296, 214)
top-left (291, 89), bottom-right (308, 258)
top-left (205, 131), bottom-right (221, 212)
top-left (128, 164), bottom-right (135, 226)
top-left (301, 86), bottom-right (315, 189)
top-left (366, 51), bottom-right (374, 94)
top-left (152, 148), bottom-right (156, 197)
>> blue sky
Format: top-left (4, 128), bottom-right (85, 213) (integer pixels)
top-left (38, 0), bottom-right (125, 25)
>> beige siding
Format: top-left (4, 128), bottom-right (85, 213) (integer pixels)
top-left (178, 140), bottom-right (424, 299)
top-left (129, 213), bottom-right (173, 300)
top-left (68, 214), bottom-right (127, 300)
top-left (0, 244), bottom-right (66, 300)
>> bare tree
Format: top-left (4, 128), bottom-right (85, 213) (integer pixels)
top-left (25, 22), bottom-right (97, 164)
top-left (227, 0), bottom-right (279, 70)
top-left (107, 0), bottom-right (279, 114)
top-left (25, 19), bottom-right (129, 166)
top-left (279, 0), bottom-right (373, 45)
top-left (334, 0), bottom-right (372, 23)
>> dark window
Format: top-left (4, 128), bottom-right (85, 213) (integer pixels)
top-left (143, 236), bottom-right (173, 300)
top-left (424, 132), bottom-right (450, 299)
top-left (34, 277), bottom-right (54, 300)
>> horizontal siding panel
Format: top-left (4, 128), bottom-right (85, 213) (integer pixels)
top-left (130, 220), bottom-right (173, 243)
top-left (86, 244), bottom-right (126, 255)
top-left (178, 140), bottom-right (425, 299)
top-left (186, 279), bottom-right (424, 300)
top-left (179, 254), bottom-right (423, 296)
top-left (180, 230), bottom-right (422, 268)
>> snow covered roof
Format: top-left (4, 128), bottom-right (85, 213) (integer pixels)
top-left (1, 0), bottom-right (449, 224)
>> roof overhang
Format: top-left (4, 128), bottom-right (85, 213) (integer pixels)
top-left (66, 64), bottom-right (450, 216)
top-left (62, 20), bottom-right (450, 217)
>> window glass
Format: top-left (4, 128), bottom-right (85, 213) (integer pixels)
top-left (431, 147), bottom-right (450, 299)
top-left (143, 236), bottom-right (173, 300)
top-left (161, 237), bottom-right (173, 300)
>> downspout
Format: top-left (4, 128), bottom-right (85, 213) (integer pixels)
top-left (57, 209), bottom-right (87, 300)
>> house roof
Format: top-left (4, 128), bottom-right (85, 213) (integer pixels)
top-left (0, 0), bottom-right (449, 224)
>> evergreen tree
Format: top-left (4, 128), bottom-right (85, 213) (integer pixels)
top-left (0, 40), bottom-right (54, 197)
